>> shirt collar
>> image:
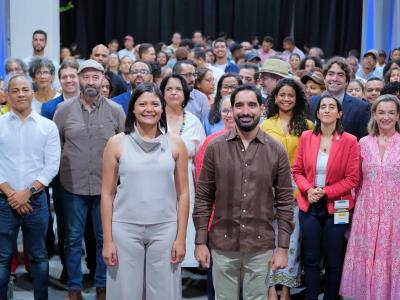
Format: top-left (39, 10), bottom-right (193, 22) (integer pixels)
top-left (9, 109), bottom-right (39, 122)
top-left (79, 95), bottom-right (102, 110)
top-left (226, 127), bottom-right (267, 144)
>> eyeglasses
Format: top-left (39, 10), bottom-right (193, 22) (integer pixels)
top-left (180, 72), bottom-right (197, 79)
top-left (221, 84), bottom-right (238, 91)
top-left (221, 108), bottom-right (233, 116)
top-left (36, 70), bottom-right (51, 77)
top-left (130, 69), bottom-right (151, 75)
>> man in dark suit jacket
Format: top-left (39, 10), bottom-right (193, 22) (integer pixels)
top-left (309, 56), bottom-right (370, 140)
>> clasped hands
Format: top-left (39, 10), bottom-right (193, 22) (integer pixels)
top-left (307, 187), bottom-right (325, 203)
top-left (7, 189), bottom-right (33, 215)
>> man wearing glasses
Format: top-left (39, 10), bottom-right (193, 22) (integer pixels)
top-left (112, 60), bottom-right (154, 114)
top-left (257, 58), bottom-right (289, 100)
top-left (173, 60), bottom-right (210, 123)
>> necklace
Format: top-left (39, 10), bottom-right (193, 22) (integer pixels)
top-left (179, 110), bottom-right (186, 136)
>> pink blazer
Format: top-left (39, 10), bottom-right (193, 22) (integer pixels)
top-left (292, 130), bottom-right (360, 214)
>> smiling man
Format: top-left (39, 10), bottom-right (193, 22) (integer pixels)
top-left (0, 74), bottom-right (60, 300)
top-left (309, 56), bottom-right (370, 140)
top-left (193, 84), bottom-right (294, 300)
top-left (53, 59), bottom-right (125, 300)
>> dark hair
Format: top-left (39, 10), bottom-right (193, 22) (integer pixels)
top-left (58, 59), bottom-right (79, 78)
top-left (266, 78), bottom-right (309, 136)
top-left (209, 73), bottom-right (242, 124)
top-left (239, 62), bottom-right (259, 79)
top-left (191, 47), bottom-right (207, 61)
top-left (195, 68), bottom-right (213, 89)
top-left (180, 39), bottom-right (194, 49)
top-left (366, 77), bottom-right (383, 83)
top-left (28, 57), bottom-right (56, 79)
top-left (380, 81), bottom-right (400, 97)
top-left (390, 47), bottom-right (400, 58)
top-left (108, 39), bottom-right (118, 44)
top-left (138, 43), bottom-right (154, 59)
top-left (262, 36), bottom-right (274, 44)
top-left (159, 74), bottom-right (190, 108)
top-left (103, 75), bottom-right (114, 97)
top-left (155, 42), bottom-right (166, 53)
top-left (299, 56), bottom-right (323, 70)
top-left (230, 84), bottom-right (263, 106)
top-left (313, 93), bottom-right (345, 135)
top-left (192, 30), bottom-right (203, 37)
top-left (213, 38), bottom-right (228, 48)
top-left (283, 36), bottom-right (295, 45)
top-left (172, 60), bottom-right (196, 74)
top-left (382, 59), bottom-right (400, 79)
top-left (33, 29), bottom-right (47, 41)
top-left (384, 66), bottom-right (400, 84)
top-left (148, 61), bottom-right (162, 79)
top-left (323, 56), bottom-right (351, 83)
top-left (124, 83), bottom-right (167, 134)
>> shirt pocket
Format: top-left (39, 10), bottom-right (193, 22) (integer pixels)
top-left (97, 120), bottom-right (117, 142)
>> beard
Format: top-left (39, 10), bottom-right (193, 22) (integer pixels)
top-left (80, 85), bottom-right (100, 98)
top-left (234, 114), bottom-right (260, 132)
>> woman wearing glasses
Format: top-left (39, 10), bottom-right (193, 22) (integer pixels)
top-left (203, 73), bottom-right (242, 136)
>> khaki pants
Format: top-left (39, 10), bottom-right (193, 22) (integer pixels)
top-left (212, 249), bottom-right (273, 300)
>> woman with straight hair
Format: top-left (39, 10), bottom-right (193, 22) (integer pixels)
top-left (340, 94), bottom-right (400, 300)
top-left (292, 94), bottom-right (360, 300)
top-left (101, 82), bottom-right (189, 299)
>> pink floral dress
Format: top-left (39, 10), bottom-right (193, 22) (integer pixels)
top-left (340, 133), bottom-right (400, 300)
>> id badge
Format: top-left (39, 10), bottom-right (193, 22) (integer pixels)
top-left (334, 200), bottom-right (349, 224)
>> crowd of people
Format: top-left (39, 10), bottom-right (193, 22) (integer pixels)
top-left (0, 28), bottom-right (399, 300)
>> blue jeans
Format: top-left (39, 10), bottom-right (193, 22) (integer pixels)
top-left (0, 192), bottom-right (49, 300)
top-left (299, 210), bottom-right (348, 300)
top-left (62, 189), bottom-right (106, 290)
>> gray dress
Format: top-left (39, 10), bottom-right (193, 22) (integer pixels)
top-left (106, 129), bottom-right (181, 300)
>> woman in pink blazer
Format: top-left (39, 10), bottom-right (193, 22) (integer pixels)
top-left (292, 94), bottom-right (360, 300)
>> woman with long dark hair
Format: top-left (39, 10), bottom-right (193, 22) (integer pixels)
top-left (101, 83), bottom-right (189, 299)
top-left (260, 78), bottom-right (313, 300)
top-left (203, 73), bottom-right (242, 135)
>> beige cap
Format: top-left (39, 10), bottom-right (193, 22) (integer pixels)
top-left (301, 70), bottom-right (325, 85)
top-left (259, 58), bottom-right (289, 78)
top-left (78, 59), bottom-right (105, 74)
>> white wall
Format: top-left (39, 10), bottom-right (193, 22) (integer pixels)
top-left (9, 0), bottom-right (59, 62)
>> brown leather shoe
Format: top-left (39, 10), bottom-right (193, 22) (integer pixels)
top-left (65, 290), bottom-right (83, 300)
top-left (96, 287), bottom-right (106, 300)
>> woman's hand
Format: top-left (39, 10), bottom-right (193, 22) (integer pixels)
top-left (103, 241), bottom-right (118, 267)
top-left (307, 188), bottom-right (325, 203)
top-left (171, 239), bottom-right (186, 264)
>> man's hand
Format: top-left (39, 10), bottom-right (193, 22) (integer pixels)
top-left (270, 248), bottom-right (288, 271)
top-left (8, 189), bottom-right (31, 210)
top-left (195, 244), bottom-right (210, 268)
top-left (16, 203), bottom-right (33, 215)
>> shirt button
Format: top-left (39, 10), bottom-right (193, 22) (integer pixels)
top-left (258, 236), bottom-right (261, 239)
top-left (241, 148), bottom-right (245, 152)
top-left (245, 163), bottom-right (248, 167)
top-left (243, 194), bottom-right (246, 197)
top-left (224, 234), bottom-right (227, 238)
top-left (244, 179), bottom-right (247, 183)
top-left (241, 224), bottom-right (245, 228)
top-left (242, 209), bottom-right (246, 213)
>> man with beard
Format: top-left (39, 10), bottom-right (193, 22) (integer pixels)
top-left (193, 84), bottom-right (294, 300)
top-left (53, 59), bottom-right (125, 300)
top-left (91, 44), bottom-right (127, 97)
top-left (212, 38), bottom-right (239, 73)
top-left (173, 60), bottom-right (210, 122)
top-left (112, 60), bottom-right (153, 114)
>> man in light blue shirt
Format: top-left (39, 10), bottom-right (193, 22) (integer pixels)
top-left (0, 74), bottom-right (60, 299)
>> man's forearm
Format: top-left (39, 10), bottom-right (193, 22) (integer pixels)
top-left (0, 182), bottom-right (15, 197)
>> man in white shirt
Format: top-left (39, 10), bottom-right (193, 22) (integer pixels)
top-left (0, 74), bottom-right (60, 300)
top-left (117, 35), bottom-right (136, 61)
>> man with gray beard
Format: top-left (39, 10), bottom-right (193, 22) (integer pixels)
top-left (53, 59), bottom-right (125, 300)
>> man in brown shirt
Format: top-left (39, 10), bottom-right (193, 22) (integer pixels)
top-left (193, 84), bottom-right (294, 300)
top-left (53, 59), bottom-right (125, 300)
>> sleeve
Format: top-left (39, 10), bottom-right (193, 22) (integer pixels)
top-left (200, 93), bottom-right (210, 124)
top-left (292, 134), bottom-right (314, 193)
top-left (357, 104), bottom-right (371, 139)
top-left (116, 105), bottom-right (126, 133)
top-left (195, 137), bottom-right (210, 182)
top-left (323, 139), bottom-right (361, 199)
top-left (52, 106), bottom-right (65, 147)
top-left (274, 146), bottom-right (295, 248)
top-left (193, 143), bottom-right (216, 245)
top-left (40, 103), bottom-right (51, 120)
top-left (36, 122), bottom-right (61, 186)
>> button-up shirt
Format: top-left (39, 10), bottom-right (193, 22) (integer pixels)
top-left (186, 89), bottom-right (210, 123)
top-left (193, 128), bottom-right (294, 252)
top-left (53, 96), bottom-right (125, 195)
top-left (0, 111), bottom-right (60, 190)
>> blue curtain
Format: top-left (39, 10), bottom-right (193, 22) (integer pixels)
top-left (0, 0), bottom-right (8, 79)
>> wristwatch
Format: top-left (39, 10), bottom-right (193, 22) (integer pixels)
top-left (29, 186), bottom-right (38, 195)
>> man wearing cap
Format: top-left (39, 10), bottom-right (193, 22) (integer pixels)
top-left (118, 35), bottom-right (136, 61)
top-left (258, 36), bottom-right (277, 64)
top-left (53, 59), bottom-right (125, 300)
top-left (258, 58), bottom-right (289, 99)
top-left (356, 50), bottom-right (382, 80)
top-left (309, 56), bottom-right (370, 140)
top-left (91, 44), bottom-right (127, 97)
top-left (300, 69), bottom-right (326, 99)
top-left (213, 38), bottom-right (239, 73)
top-left (244, 50), bottom-right (261, 65)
